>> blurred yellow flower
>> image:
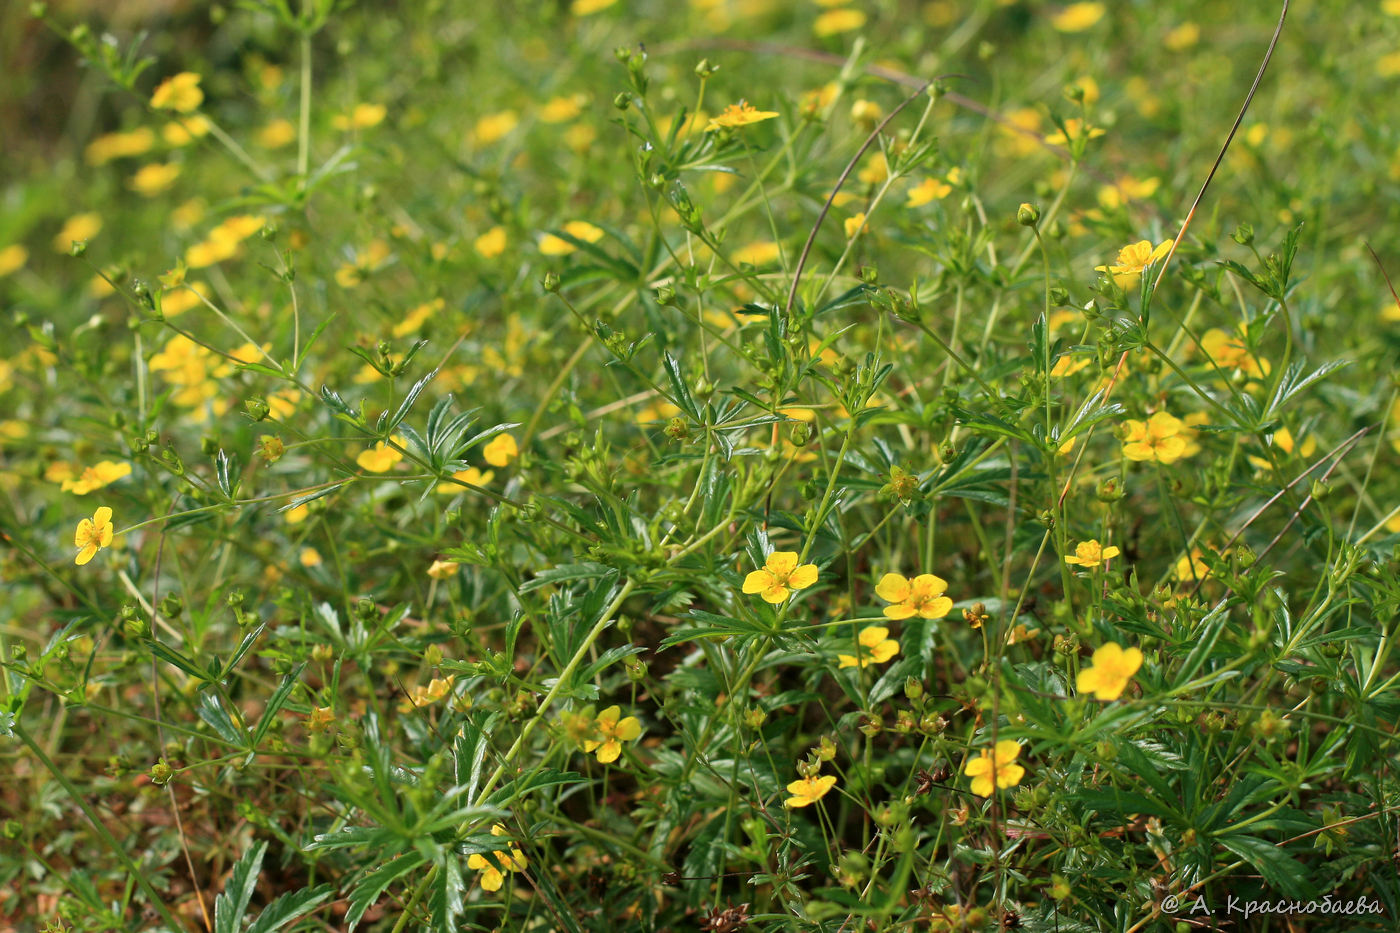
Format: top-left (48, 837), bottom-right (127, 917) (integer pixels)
top-left (843, 212), bottom-right (866, 238)
top-left (160, 281), bottom-right (211, 317)
top-left (1044, 118), bottom-right (1106, 147)
top-left (427, 559), bottom-right (459, 579)
top-left (473, 110), bottom-right (519, 145)
top-left (1097, 175), bottom-right (1160, 210)
top-left (708, 101), bottom-right (780, 129)
top-left (0, 244), bottom-right (27, 277)
top-left (540, 94), bottom-right (586, 123)
top-left (84, 128), bottom-right (155, 165)
top-left (475, 226), bottom-right (507, 259)
top-left (128, 162), bottom-right (181, 196)
top-left (732, 241), bottom-right (782, 266)
top-left (784, 773), bottom-right (837, 807)
top-left (1051, 2), bottom-right (1104, 32)
top-left (74, 506), bottom-right (115, 566)
top-left (875, 572), bottom-right (953, 620)
top-left (539, 220), bottom-right (604, 255)
top-left (1378, 51), bottom-right (1400, 78)
top-left (907, 176), bottom-right (952, 207)
top-left (162, 115), bottom-right (211, 146)
top-left (743, 551), bottom-right (819, 603)
top-left (837, 625), bottom-right (900, 669)
top-left (483, 433), bottom-right (519, 467)
top-left (151, 72), bottom-right (203, 112)
top-left (53, 212), bottom-right (102, 252)
top-left (1200, 328), bottom-right (1268, 380)
top-left (572, 0), bottom-right (617, 13)
top-left (1163, 22), bottom-right (1200, 51)
top-left (813, 7), bottom-right (866, 36)
top-left (332, 103), bottom-right (386, 130)
top-left (257, 119), bottom-right (297, 148)
top-left (1077, 642), bottom-right (1143, 700)
top-left (436, 466), bottom-right (494, 494)
top-left (582, 705), bottom-right (642, 763)
top-left (964, 740), bottom-right (1024, 796)
top-left (357, 437), bottom-right (406, 472)
top-left (392, 298), bottom-right (444, 337)
top-left (61, 461), bottom-right (132, 496)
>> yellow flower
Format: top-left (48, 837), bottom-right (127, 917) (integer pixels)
top-left (907, 176), bottom-right (953, 207)
top-left (482, 433), bottom-right (519, 467)
top-left (1064, 539), bottom-right (1120, 569)
top-left (392, 298), bottom-right (444, 337)
top-left (837, 625), bottom-right (900, 669)
top-left (53, 212), bottom-right (102, 252)
top-left (0, 244), bottom-right (28, 277)
top-left (308, 706), bottom-right (335, 734)
top-left (1043, 118), bottom-right (1106, 147)
top-left (1200, 328), bottom-right (1268, 380)
top-left (813, 7), bottom-right (866, 36)
top-left (84, 127), bottom-right (155, 165)
top-left (1097, 239), bottom-right (1172, 288)
top-left (61, 461), bottom-right (132, 496)
top-left (162, 115), bottom-right (211, 146)
top-left (427, 559), bottom-right (459, 579)
top-left (1051, 2), bottom-right (1105, 33)
top-left (964, 740), bottom-right (1025, 797)
top-left (875, 572), bottom-right (952, 620)
top-left (857, 152), bottom-right (889, 185)
top-left (784, 773), bottom-right (837, 808)
top-left (186, 236), bottom-right (239, 269)
top-left (461, 227), bottom-right (504, 263)
top-left (128, 162), bottom-right (181, 196)
top-left (472, 110), bottom-right (519, 145)
top-left (284, 503), bottom-right (309, 525)
top-left (539, 220), bottom-right (604, 256)
top-left (1248, 427), bottom-right (1316, 470)
top-left (540, 94), bottom-right (586, 123)
top-left (257, 118), bottom-right (297, 148)
top-left (151, 72), bottom-right (204, 112)
top-left (743, 551), bottom-right (819, 604)
top-left (74, 506), bottom-right (114, 566)
top-left (733, 241), bottom-right (782, 266)
top-left (1096, 175), bottom-right (1160, 210)
top-left (401, 675), bottom-right (456, 711)
top-left (357, 437), bottom-right (406, 473)
top-left (160, 281), bottom-right (211, 317)
top-left (1163, 22), bottom-right (1200, 51)
top-left (435, 466), bottom-right (495, 494)
top-left (571, 0), bottom-right (617, 13)
top-left (300, 547), bottom-right (322, 567)
top-left (1378, 51), bottom-right (1400, 78)
top-left (332, 102), bottom-right (386, 130)
top-left (707, 101), bottom-right (780, 129)
top-left (467, 823), bottom-right (527, 891)
top-left (1076, 642), bottom-right (1143, 701)
top-left (1173, 549), bottom-right (1210, 584)
top-left (843, 212), bottom-right (866, 239)
top-left (582, 705), bottom-right (642, 763)
top-left (1121, 411), bottom-right (1195, 464)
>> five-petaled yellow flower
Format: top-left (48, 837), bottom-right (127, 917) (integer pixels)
top-left (964, 740), bottom-right (1025, 797)
top-left (74, 506), bottom-right (114, 566)
top-left (1064, 539), bottom-right (1121, 569)
top-left (1121, 411), bottom-right (1197, 464)
top-left (1077, 642), bottom-right (1143, 701)
top-left (467, 823), bottom-right (527, 892)
top-left (582, 705), bottom-right (642, 763)
top-left (1097, 239), bottom-right (1172, 288)
top-left (784, 773), bottom-right (837, 808)
top-left (743, 551), bottom-right (819, 603)
top-left (837, 625), bottom-right (900, 669)
top-left (875, 573), bottom-right (953, 620)
top-left (708, 102), bottom-right (780, 130)
top-left (151, 72), bottom-right (203, 112)
top-left (356, 436), bottom-right (406, 473)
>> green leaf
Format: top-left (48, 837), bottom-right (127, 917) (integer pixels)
top-left (250, 663), bottom-right (306, 749)
top-left (214, 841), bottom-right (267, 933)
top-left (345, 852), bottom-right (429, 931)
top-left (1216, 834), bottom-right (1317, 899)
top-left (245, 883), bottom-right (335, 933)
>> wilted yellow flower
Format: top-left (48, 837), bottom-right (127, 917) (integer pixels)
top-left (582, 705), bottom-right (642, 763)
top-left (708, 101), bottom-right (780, 129)
top-left (813, 7), bottom-right (866, 36)
top-left (357, 437), bottom-right (406, 473)
top-left (1051, 2), bottom-right (1105, 32)
top-left (151, 72), bottom-right (203, 112)
top-left (836, 625), bottom-right (900, 669)
top-left (61, 461), bottom-right (132, 496)
top-left (743, 551), bottom-right (819, 603)
top-left (1077, 642), bottom-right (1143, 701)
top-left (475, 226), bottom-right (507, 259)
top-left (964, 740), bottom-right (1025, 796)
top-left (482, 433), bottom-right (519, 467)
top-left (74, 506), bottom-right (115, 566)
top-left (785, 773), bottom-right (837, 807)
top-left (875, 573), bottom-right (953, 620)
top-left (128, 162), bottom-right (181, 196)
top-left (53, 212), bottom-right (102, 252)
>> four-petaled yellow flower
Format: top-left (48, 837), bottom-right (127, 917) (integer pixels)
top-left (467, 823), bottom-right (528, 892)
top-left (875, 573), bottom-right (953, 620)
top-left (1077, 642), bottom-right (1143, 701)
top-left (482, 433), bottom-right (519, 467)
top-left (708, 101), bottom-right (780, 130)
top-left (582, 705), bottom-right (642, 763)
top-left (784, 773), bottom-right (837, 808)
top-left (743, 551), bottom-right (819, 603)
top-left (964, 740), bottom-right (1025, 797)
top-left (1097, 239), bottom-right (1172, 288)
top-left (357, 436), bottom-right (406, 473)
top-left (151, 72), bottom-right (204, 112)
top-left (837, 625), bottom-right (901, 669)
top-left (1121, 411), bottom-right (1197, 464)
top-left (74, 506), bottom-right (114, 566)
top-left (61, 460), bottom-right (132, 495)
top-left (1064, 539), bottom-right (1120, 569)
